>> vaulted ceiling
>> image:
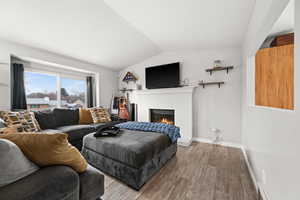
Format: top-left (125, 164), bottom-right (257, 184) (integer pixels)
top-left (0, 0), bottom-right (256, 70)
top-left (269, 0), bottom-right (294, 36)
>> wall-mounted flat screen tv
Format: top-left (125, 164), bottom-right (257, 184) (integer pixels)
top-left (145, 62), bottom-right (180, 89)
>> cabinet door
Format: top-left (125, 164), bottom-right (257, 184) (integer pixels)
top-left (255, 44), bottom-right (294, 110)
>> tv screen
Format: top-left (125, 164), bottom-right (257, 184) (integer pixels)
top-left (145, 62), bottom-right (180, 89)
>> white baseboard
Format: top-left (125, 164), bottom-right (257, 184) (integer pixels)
top-left (192, 137), bottom-right (242, 149)
top-left (241, 147), bottom-right (259, 192)
top-left (241, 147), bottom-right (268, 200)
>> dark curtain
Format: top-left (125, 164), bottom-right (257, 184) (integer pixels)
top-left (11, 63), bottom-right (27, 110)
top-left (86, 76), bottom-right (94, 108)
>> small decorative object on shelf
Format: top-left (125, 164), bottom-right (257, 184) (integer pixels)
top-left (122, 72), bottom-right (138, 83)
top-left (198, 81), bottom-right (225, 88)
top-left (213, 60), bottom-right (222, 68)
top-left (180, 78), bottom-right (190, 87)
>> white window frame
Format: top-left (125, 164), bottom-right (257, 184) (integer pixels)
top-left (24, 69), bottom-right (89, 108)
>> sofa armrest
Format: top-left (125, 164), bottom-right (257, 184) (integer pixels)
top-left (0, 166), bottom-right (79, 200)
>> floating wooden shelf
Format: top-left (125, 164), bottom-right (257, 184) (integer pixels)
top-left (199, 81), bottom-right (225, 88)
top-left (205, 66), bottom-right (234, 75)
top-left (119, 89), bottom-right (134, 93)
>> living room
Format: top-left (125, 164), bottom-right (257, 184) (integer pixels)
top-left (0, 1), bottom-right (298, 200)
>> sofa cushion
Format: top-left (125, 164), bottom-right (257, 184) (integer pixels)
top-left (41, 129), bottom-right (64, 134)
top-left (0, 166), bottom-right (80, 200)
top-left (54, 108), bottom-right (79, 127)
top-left (0, 139), bottom-right (39, 187)
top-left (0, 133), bottom-right (88, 173)
top-left (79, 165), bottom-right (105, 200)
top-left (56, 125), bottom-right (95, 141)
top-left (89, 122), bottom-right (106, 130)
top-left (34, 110), bottom-right (57, 130)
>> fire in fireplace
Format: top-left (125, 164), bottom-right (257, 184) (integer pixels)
top-left (150, 109), bottom-right (175, 125)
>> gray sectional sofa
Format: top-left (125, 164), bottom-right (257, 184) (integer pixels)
top-left (0, 108), bottom-right (124, 200)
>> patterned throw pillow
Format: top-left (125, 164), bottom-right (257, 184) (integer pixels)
top-left (89, 107), bottom-right (111, 123)
top-left (0, 111), bottom-right (41, 133)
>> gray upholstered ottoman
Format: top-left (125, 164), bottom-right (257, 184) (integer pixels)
top-left (81, 130), bottom-right (177, 190)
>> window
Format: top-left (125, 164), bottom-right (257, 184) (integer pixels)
top-left (25, 71), bottom-right (58, 111)
top-left (25, 71), bottom-right (88, 111)
top-left (61, 77), bottom-right (87, 109)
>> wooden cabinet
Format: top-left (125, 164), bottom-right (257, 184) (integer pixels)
top-left (255, 44), bottom-right (294, 110)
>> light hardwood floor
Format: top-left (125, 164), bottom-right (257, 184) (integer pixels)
top-left (102, 142), bottom-right (257, 200)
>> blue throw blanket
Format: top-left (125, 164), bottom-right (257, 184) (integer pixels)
top-left (116, 122), bottom-right (180, 143)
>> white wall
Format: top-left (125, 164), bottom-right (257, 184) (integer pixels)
top-left (0, 39), bottom-right (118, 110)
top-left (242, 0), bottom-right (299, 199)
top-left (119, 49), bottom-right (243, 144)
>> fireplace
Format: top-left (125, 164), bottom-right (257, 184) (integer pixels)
top-left (150, 109), bottom-right (175, 125)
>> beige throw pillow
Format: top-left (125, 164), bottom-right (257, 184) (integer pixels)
top-left (0, 133), bottom-right (87, 173)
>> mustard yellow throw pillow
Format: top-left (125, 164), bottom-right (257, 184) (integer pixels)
top-left (79, 108), bottom-right (93, 124)
top-left (0, 133), bottom-right (87, 173)
top-left (89, 107), bottom-right (111, 123)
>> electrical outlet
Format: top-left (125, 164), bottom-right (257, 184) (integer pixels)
top-left (262, 169), bottom-right (267, 185)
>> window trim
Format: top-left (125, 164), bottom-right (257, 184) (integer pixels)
top-left (24, 69), bottom-right (88, 109)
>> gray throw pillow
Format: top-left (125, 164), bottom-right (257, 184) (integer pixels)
top-left (0, 139), bottom-right (39, 187)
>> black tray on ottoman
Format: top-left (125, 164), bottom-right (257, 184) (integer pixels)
top-left (81, 130), bottom-right (177, 190)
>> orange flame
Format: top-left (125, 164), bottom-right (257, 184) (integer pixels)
top-left (159, 118), bottom-right (174, 125)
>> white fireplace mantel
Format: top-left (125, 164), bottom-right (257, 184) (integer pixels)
top-left (132, 86), bottom-right (196, 146)
top-left (134, 86), bottom-right (195, 95)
